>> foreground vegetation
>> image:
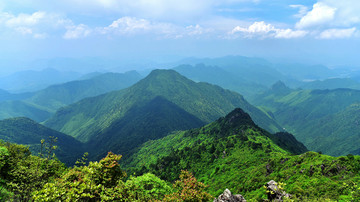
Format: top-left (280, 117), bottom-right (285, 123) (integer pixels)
top-left (0, 141), bottom-right (213, 201)
top-left (0, 108), bottom-right (360, 201)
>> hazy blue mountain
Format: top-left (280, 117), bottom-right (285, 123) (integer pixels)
top-left (0, 100), bottom-right (51, 122)
top-left (179, 56), bottom-right (288, 87)
top-left (173, 64), bottom-right (267, 98)
top-left (0, 89), bottom-right (34, 102)
top-left (27, 71), bottom-right (142, 112)
top-left (274, 63), bottom-right (337, 81)
top-left (300, 78), bottom-right (360, 90)
top-left (0, 68), bottom-right (82, 93)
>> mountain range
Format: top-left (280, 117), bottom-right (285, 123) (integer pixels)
top-left (44, 69), bottom-right (282, 160)
top-left (251, 81), bottom-right (360, 156)
top-left (0, 71), bottom-right (142, 121)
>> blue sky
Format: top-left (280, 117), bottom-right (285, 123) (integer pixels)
top-left (0, 0), bottom-right (360, 73)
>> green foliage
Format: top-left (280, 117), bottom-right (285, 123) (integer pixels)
top-left (162, 170), bottom-right (213, 202)
top-left (0, 141), bottom-right (66, 201)
top-left (125, 173), bottom-right (173, 201)
top-left (33, 152), bottom-right (128, 201)
top-left (0, 117), bottom-right (85, 165)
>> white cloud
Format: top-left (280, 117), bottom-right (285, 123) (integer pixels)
top-left (15, 27), bottom-right (32, 35)
top-left (0, 10), bottom-right (92, 39)
top-left (319, 27), bottom-right (356, 39)
top-left (296, 2), bottom-right (336, 29)
top-left (5, 11), bottom-right (46, 27)
top-left (101, 16), bottom-right (207, 38)
top-left (186, 24), bottom-right (212, 36)
top-left (290, 5), bottom-right (308, 18)
top-left (64, 24), bottom-right (91, 39)
top-left (275, 29), bottom-right (308, 39)
top-left (231, 21), bottom-right (308, 39)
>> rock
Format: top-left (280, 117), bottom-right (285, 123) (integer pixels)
top-left (266, 180), bottom-right (291, 201)
top-left (214, 189), bottom-right (246, 202)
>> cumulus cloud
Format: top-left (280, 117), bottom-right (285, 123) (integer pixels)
top-left (296, 2), bottom-right (336, 29)
top-left (292, 0), bottom-right (360, 39)
top-left (0, 10), bottom-right (92, 39)
top-left (275, 29), bottom-right (308, 39)
top-left (101, 17), bottom-right (177, 36)
top-left (319, 27), bottom-right (357, 39)
top-left (230, 21), bottom-right (308, 39)
top-left (64, 24), bottom-right (91, 39)
top-left (5, 11), bottom-right (46, 27)
top-left (99, 16), bottom-right (212, 38)
top-left (186, 24), bottom-right (212, 36)
top-left (290, 5), bottom-right (309, 18)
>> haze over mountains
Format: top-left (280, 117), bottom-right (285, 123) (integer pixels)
top-left (1, 55), bottom-right (360, 200)
top-left (1, 55), bottom-right (360, 158)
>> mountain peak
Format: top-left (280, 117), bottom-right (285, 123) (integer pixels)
top-left (223, 108), bottom-right (256, 127)
top-left (148, 69), bottom-right (178, 76)
top-left (270, 81), bottom-right (291, 95)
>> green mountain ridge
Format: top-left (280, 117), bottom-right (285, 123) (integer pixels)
top-left (27, 71), bottom-right (142, 112)
top-left (251, 84), bottom-right (360, 156)
top-left (0, 117), bottom-right (85, 165)
top-left (125, 108), bottom-right (360, 201)
top-left (0, 71), bottom-right (142, 122)
top-left (44, 69), bottom-right (282, 144)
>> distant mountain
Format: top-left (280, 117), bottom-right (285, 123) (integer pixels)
top-left (0, 89), bottom-right (34, 102)
top-left (179, 56), bottom-right (288, 87)
top-left (0, 100), bottom-right (51, 122)
top-left (45, 69), bottom-right (282, 147)
top-left (0, 68), bottom-right (82, 93)
top-left (27, 71), bottom-right (143, 112)
top-left (300, 78), bottom-right (360, 90)
top-left (124, 108), bottom-right (360, 200)
top-left (274, 63), bottom-right (337, 81)
top-left (0, 71), bottom-right (142, 122)
top-left (0, 117), bottom-right (85, 165)
top-left (173, 64), bottom-right (267, 98)
top-left (252, 85), bottom-right (360, 156)
top-left (301, 103), bottom-right (360, 156)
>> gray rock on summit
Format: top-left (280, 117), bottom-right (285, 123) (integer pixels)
top-left (266, 180), bottom-right (291, 201)
top-left (213, 189), bottom-right (246, 202)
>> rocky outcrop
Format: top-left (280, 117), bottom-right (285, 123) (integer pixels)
top-left (266, 180), bottom-right (291, 201)
top-left (213, 189), bottom-right (246, 202)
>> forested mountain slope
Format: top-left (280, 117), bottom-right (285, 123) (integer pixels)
top-left (125, 108), bottom-right (360, 201)
top-left (45, 69), bottom-right (282, 144)
top-left (0, 117), bottom-right (85, 165)
top-left (251, 83), bottom-right (360, 156)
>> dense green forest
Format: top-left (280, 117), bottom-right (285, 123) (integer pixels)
top-left (250, 82), bottom-right (360, 156)
top-left (125, 108), bottom-right (360, 200)
top-left (1, 109), bottom-right (359, 201)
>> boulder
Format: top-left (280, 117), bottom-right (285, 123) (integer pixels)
top-left (266, 180), bottom-right (291, 201)
top-left (213, 189), bottom-right (246, 202)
